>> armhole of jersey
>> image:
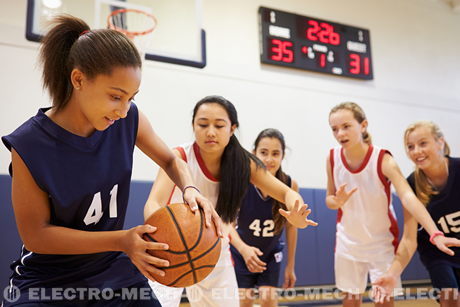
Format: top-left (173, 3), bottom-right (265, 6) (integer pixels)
top-left (175, 146), bottom-right (187, 162)
top-left (377, 149), bottom-right (392, 204)
top-left (329, 148), bottom-right (335, 187)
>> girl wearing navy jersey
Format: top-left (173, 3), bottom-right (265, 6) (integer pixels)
top-left (373, 121), bottom-right (460, 306)
top-left (144, 96), bottom-right (317, 307)
top-left (1, 15), bottom-right (220, 306)
top-left (229, 128), bottom-right (298, 307)
top-left (327, 103), bottom-right (459, 307)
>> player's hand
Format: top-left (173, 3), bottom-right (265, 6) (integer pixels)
top-left (433, 235), bottom-right (460, 256)
top-left (332, 184), bottom-right (357, 208)
top-left (282, 265), bottom-right (296, 288)
top-left (241, 245), bottom-right (266, 273)
top-left (121, 225), bottom-right (170, 281)
top-left (279, 200), bottom-right (318, 229)
top-left (183, 187), bottom-right (223, 237)
top-left (372, 273), bottom-right (397, 303)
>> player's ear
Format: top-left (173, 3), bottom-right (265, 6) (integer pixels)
top-left (230, 124), bottom-right (237, 136)
top-left (70, 68), bottom-right (85, 90)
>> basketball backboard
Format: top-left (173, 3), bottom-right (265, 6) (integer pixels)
top-left (26, 0), bottom-right (206, 68)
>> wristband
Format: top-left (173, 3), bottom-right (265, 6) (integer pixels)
top-left (182, 185), bottom-right (200, 204)
top-left (429, 231), bottom-right (445, 245)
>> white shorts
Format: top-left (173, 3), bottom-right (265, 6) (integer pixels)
top-left (335, 253), bottom-right (402, 295)
top-left (150, 237), bottom-right (239, 307)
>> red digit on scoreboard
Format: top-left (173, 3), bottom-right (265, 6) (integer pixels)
top-left (349, 54), bottom-right (361, 74)
top-left (270, 39), bottom-right (294, 63)
top-left (349, 53), bottom-right (371, 75)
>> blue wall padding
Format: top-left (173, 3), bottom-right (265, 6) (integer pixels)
top-left (0, 175), bottom-right (429, 290)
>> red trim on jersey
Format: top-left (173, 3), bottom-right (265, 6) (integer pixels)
top-left (377, 149), bottom-right (400, 252)
top-left (193, 142), bottom-right (218, 182)
top-left (340, 145), bottom-right (374, 173)
top-left (176, 146), bottom-right (187, 162)
top-left (330, 148), bottom-right (335, 187)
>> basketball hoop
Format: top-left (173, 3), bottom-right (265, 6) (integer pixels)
top-left (107, 8), bottom-right (157, 54)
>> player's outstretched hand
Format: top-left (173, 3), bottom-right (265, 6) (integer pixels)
top-left (241, 245), bottom-right (266, 273)
top-left (183, 187), bottom-right (223, 237)
top-left (433, 235), bottom-right (460, 256)
top-left (332, 184), bottom-right (358, 208)
top-left (372, 273), bottom-right (397, 303)
top-left (279, 200), bottom-right (318, 229)
top-left (121, 224), bottom-right (170, 281)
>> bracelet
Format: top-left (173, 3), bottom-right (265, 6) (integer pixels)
top-left (429, 231), bottom-right (445, 245)
top-left (182, 185), bottom-right (200, 204)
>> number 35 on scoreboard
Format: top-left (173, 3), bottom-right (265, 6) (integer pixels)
top-left (259, 7), bottom-right (374, 80)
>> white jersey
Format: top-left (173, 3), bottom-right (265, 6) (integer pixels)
top-left (330, 145), bottom-right (399, 262)
top-left (150, 142), bottom-right (239, 307)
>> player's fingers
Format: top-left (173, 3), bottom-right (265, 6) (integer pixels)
top-left (279, 208), bottom-right (290, 218)
top-left (348, 187), bottom-right (358, 196)
top-left (187, 198), bottom-right (199, 212)
top-left (145, 241), bottom-right (169, 251)
top-left (446, 238), bottom-right (460, 248)
top-left (253, 257), bottom-right (267, 267)
top-left (306, 219), bottom-right (318, 226)
top-left (211, 211), bottom-right (223, 237)
top-left (144, 254), bottom-right (170, 268)
top-left (139, 224), bottom-right (157, 234)
top-left (255, 248), bottom-right (264, 256)
top-left (439, 244), bottom-right (455, 256)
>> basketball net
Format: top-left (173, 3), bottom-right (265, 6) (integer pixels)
top-left (107, 8), bottom-right (157, 57)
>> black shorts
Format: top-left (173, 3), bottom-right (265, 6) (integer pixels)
top-left (232, 248), bottom-right (282, 288)
top-left (427, 262), bottom-right (460, 289)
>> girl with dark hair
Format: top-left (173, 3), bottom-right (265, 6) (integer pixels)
top-left (373, 121), bottom-right (460, 306)
top-left (144, 96), bottom-right (317, 307)
top-left (1, 15), bottom-right (220, 306)
top-left (327, 103), bottom-right (459, 307)
top-left (229, 128), bottom-right (299, 307)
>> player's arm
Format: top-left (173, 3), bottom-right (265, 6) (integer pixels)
top-left (382, 153), bottom-right (460, 255)
top-left (136, 110), bottom-right (222, 234)
top-left (249, 160), bottom-right (317, 229)
top-left (10, 149), bottom-right (168, 280)
top-left (325, 154), bottom-right (357, 210)
top-left (283, 179), bottom-right (298, 289)
top-left (373, 208), bottom-right (418, 302)
top-left (228, 224), bottom-right (266, 273)
top-left (143, 149), bottom-right (179, 220)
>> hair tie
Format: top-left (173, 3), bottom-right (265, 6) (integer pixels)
top-left (80, 30), bottom-right (90, 36)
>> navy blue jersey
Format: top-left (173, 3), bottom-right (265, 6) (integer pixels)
top-left (407, 156), bottom-right (460, 268)
top-left (233, 177), bottom-right (291, 261)
top-left (1, 104), bottom-right (145, 301)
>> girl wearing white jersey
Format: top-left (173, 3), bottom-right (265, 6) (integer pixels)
top-left (326, 102), bottom-right (457, 307)
top-left (144, 95), bottom-right (317, 307)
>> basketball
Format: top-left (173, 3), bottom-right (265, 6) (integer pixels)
top-left (143, 203), bottom-right (221, 287)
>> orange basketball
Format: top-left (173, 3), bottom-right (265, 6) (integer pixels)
top-left (143, 203), bottom-right (221, 287)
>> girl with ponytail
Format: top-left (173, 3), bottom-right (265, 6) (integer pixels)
top-left (326, 103), bottom-right (458, 307)
top-left (229, 128), bottom-right (299, 306)
top-left (144, 96), bottom-right (317, 307)
top-left (1, 14), bottom-right (219, 306)
top-left (374, 121), bottom-right (460, 306)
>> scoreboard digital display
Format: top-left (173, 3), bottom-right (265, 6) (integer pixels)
top-left (259, 7), bottom-right (374, 80)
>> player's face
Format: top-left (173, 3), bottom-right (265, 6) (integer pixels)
top-left (78, 66), bottom-right (141, 131)
top-left (254, 137), bottom-right (284, 176)
top-left (405, 126), bottom-right (445, 170)
top-left (193, 103), bottom-right (236, 156)
top-left (329, 109), bottom-right (367, 148)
